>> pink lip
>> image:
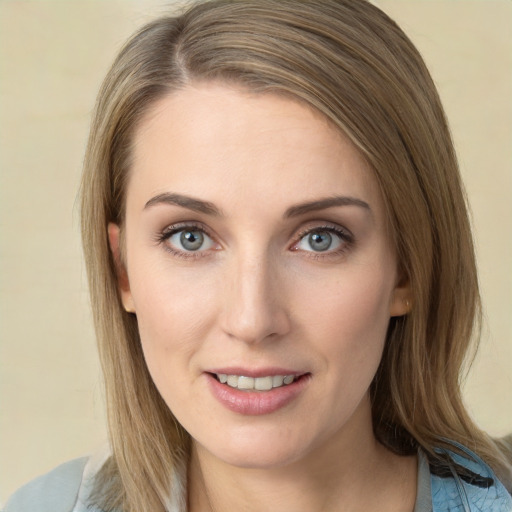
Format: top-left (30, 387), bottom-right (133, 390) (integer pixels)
top-left (205, 372), bottom-right (310, 416)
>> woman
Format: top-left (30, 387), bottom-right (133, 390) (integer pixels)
top-left (5, 1), bottom-right (511, 511)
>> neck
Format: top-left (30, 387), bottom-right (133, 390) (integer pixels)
top-left (188, 398), bottom-right (417, 512)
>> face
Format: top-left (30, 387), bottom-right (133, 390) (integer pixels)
top-left (110, 83), bottom-right (410, 469)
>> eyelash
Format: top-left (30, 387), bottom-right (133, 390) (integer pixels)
top-left (292, 224), bottom-right (355, 260)
top-left (155, 222), bottom-right (216, 260)
top-left (155, 222), bottom-right (355, 260)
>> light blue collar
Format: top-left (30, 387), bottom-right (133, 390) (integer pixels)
top-left (430, 441), bottom-right (512, 511)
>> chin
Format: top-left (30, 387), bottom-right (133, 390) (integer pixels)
top-left (196, 425), bottom-right (316, 470)
top-left (218, 445), bottom-right (304, 470)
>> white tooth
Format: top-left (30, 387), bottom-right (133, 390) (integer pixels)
top-left (218, 374), bottom-right (228, 383)
top-left (283, 375), bottom-right (295, 385)
top-left (227, 375), bottom-right (239, 388)
top-left (272, 375), bottom-right (284, 388)
top-left (237, 376), bottom-right (255, 390)
top-left (255, 376), bottom-right (273, 391)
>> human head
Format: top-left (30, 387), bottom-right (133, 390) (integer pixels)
top-left (81, 0), bottom-right (481, 508)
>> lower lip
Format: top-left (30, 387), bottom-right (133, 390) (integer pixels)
top-left (206, 374), bottom-right (310, 415)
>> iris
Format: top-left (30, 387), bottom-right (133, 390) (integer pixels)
top-left (180, 230), bottom-right (204, 251)
top-left (308, 231), bottom-right (332, 252)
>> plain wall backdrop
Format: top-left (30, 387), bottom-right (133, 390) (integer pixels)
top-left (0, 0), bottom-right (511, 502)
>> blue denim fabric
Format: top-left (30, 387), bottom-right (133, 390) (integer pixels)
top-left (431, 442), bottom-right (512, 511)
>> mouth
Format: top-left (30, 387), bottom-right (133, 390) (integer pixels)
top-left (209, 373), bottom-right (306, 392)
top-left (206, 370), bottom-right (311, 415)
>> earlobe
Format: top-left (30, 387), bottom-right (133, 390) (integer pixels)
top-left (389, 285), bottom-right (413, 317)
top-left (107, 223), bottom-right (135, 313)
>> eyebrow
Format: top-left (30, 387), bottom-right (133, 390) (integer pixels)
top-left (143, 192), bottom-right (370, 218)
top-left (284, 196), bottom-right (371, 218)
top-left (144, 193), bottom-right (221, 216)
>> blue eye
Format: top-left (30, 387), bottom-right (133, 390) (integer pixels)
top-left (167, 229), bottom-right (215, 252)
top-left (296, 229), bottom-right (343, 252)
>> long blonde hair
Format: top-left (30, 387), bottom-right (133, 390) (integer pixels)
top-left (80, 1), bottom-right (508, 510)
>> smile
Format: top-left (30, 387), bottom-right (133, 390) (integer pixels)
top-left (214, 373), bottom-right (298, 391)
top-left (207, 371), bottom-right (310, 415)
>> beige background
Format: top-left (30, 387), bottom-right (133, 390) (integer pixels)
top-left (0, 0), bottom-right (511, 502)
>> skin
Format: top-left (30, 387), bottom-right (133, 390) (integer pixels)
top-left (109, 83), bottom-right (416, 511)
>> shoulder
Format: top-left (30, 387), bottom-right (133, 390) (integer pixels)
top-left (430, 441), bottom-right (512, 512)
top-left (3, 447), bottom-right (110, 512)
top-left (3, 458), bottom-right (88, 512)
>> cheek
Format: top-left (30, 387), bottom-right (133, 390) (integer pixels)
top-left (127, 256), bottom-right (219, 367)
top-left (128, 265), bottom-right (222, 418)
top-left (294, 266), bottom-right (393, 378)
top-left (298, 267), bottom-right (392, 336)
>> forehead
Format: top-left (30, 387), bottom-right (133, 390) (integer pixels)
top-left (128, 83), bottom-right (384, 219)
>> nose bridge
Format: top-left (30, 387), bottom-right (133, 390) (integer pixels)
top-left (221, 244), bottom-right (289, 344)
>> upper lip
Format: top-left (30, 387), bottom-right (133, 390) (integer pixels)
top-left (207, 367), bottom-right (307, 378)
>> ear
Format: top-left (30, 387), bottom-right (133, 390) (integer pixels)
top-left (108, 223), bottom-right (135, 313)
top-left (389, 279), bottom-right (413, 317)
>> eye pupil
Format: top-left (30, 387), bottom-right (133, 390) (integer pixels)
top-left (180, 230), bottom-right (204, 251)
top-left (308, 231), bottom-right (332, 252)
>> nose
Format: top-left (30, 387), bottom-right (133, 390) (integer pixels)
top-left (219, 250), bottom-right (291, 345)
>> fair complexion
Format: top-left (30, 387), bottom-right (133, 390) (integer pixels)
top-left (109, 83), bottom-right (416, 512)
